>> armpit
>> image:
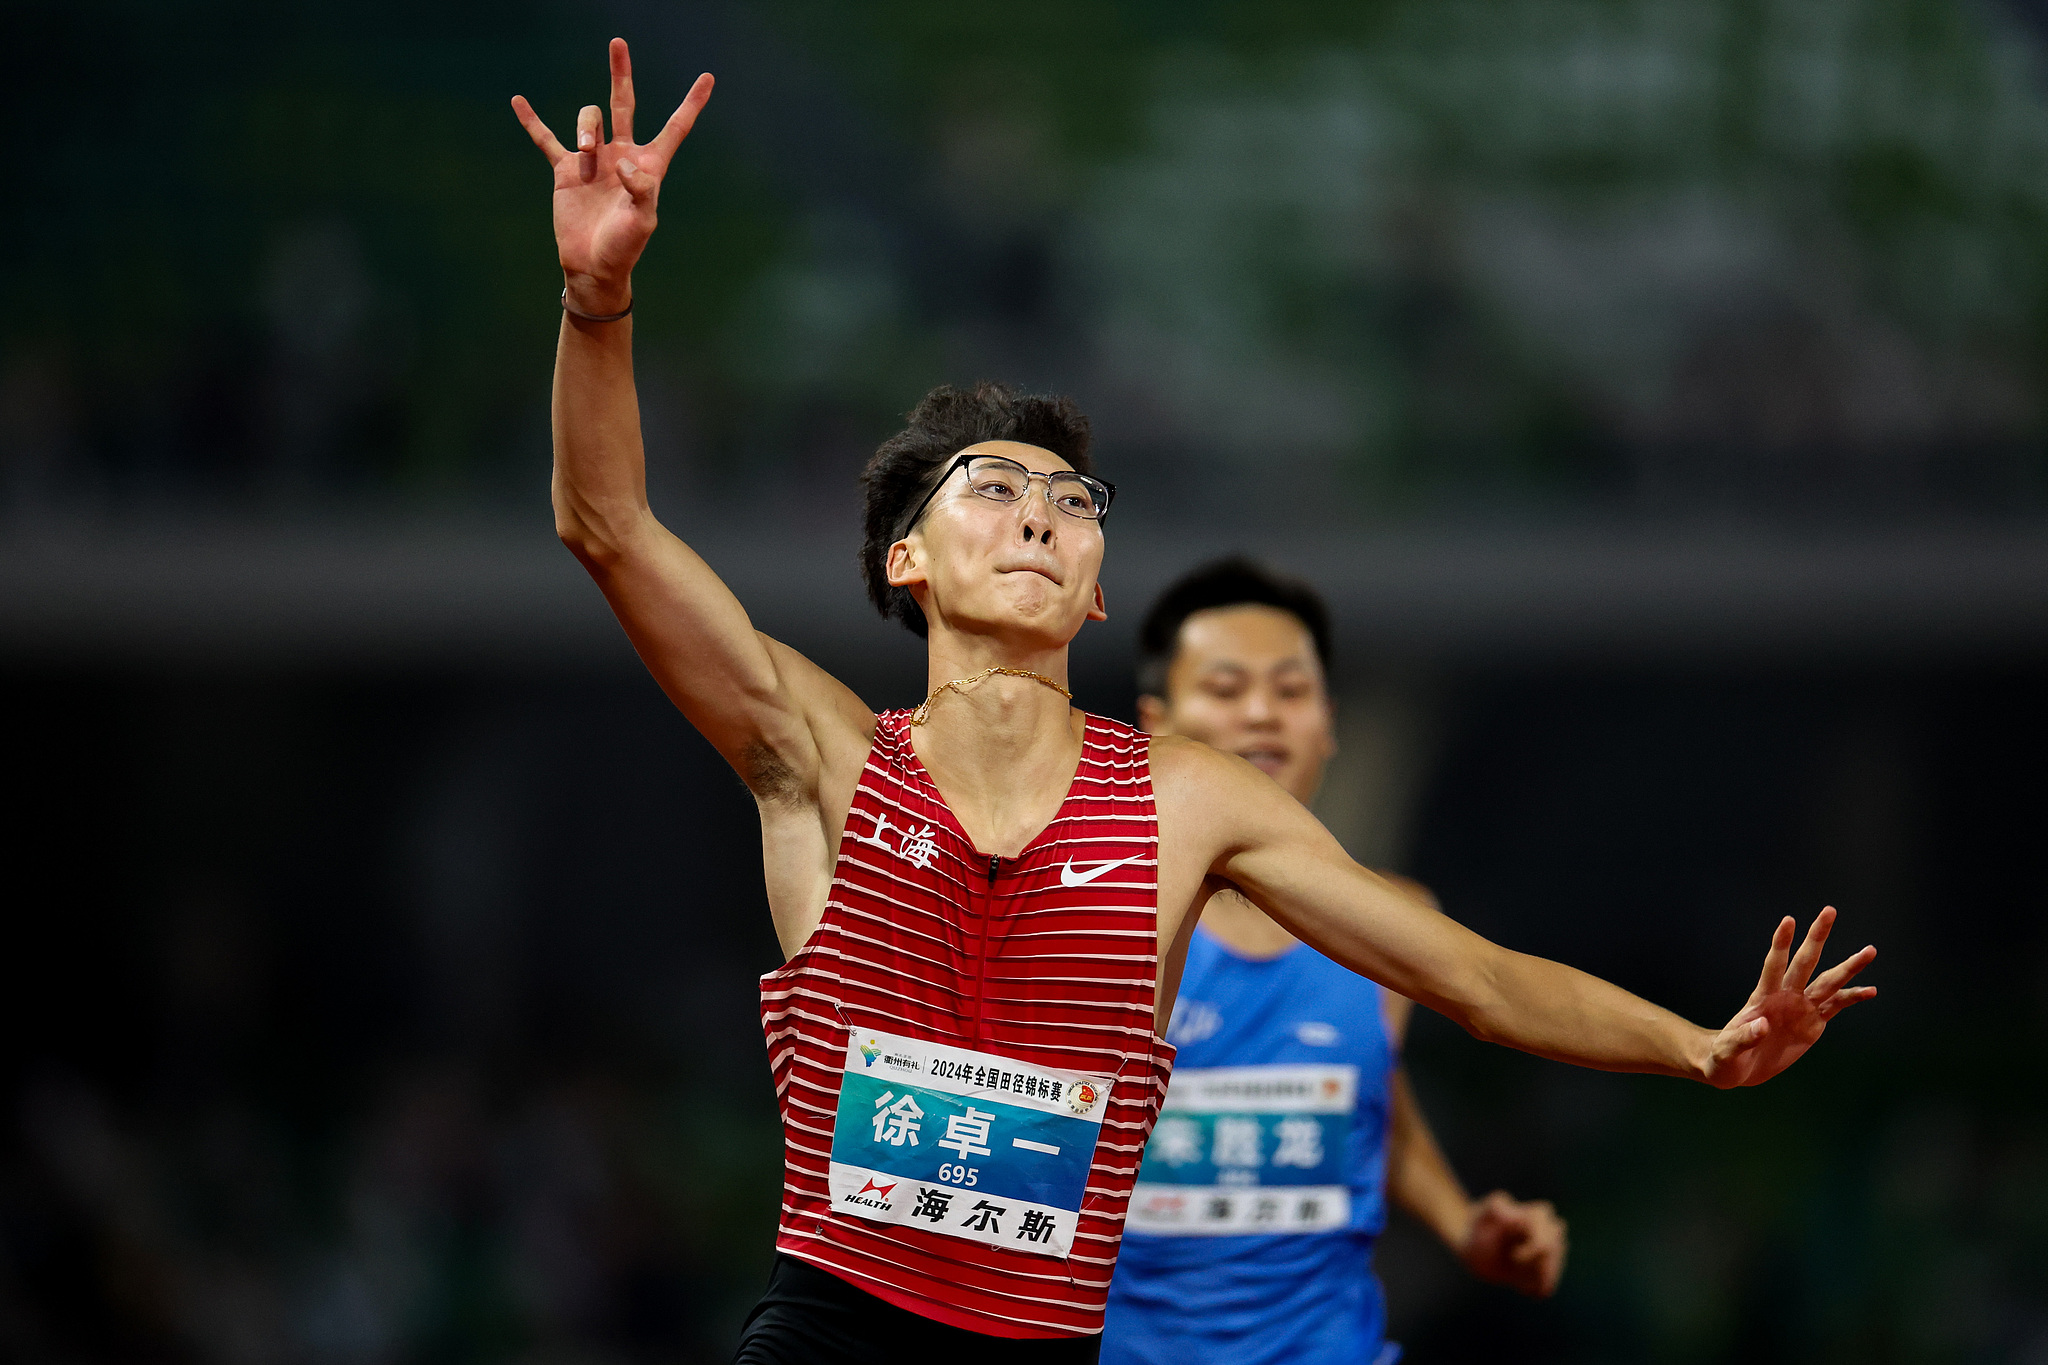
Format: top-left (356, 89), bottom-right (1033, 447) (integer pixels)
top-left (740, 741), bottom-right (809, 808)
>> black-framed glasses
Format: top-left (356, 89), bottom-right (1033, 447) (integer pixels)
top-left (898, 454), bottom-right (1116, 538)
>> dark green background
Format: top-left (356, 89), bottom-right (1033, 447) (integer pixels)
top-left (3, 1), bottom-right (2045, 1362)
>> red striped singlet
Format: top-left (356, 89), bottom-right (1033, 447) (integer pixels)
top-left (759, 709), bottom-right (1175, 1337)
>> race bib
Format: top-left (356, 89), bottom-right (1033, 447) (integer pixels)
top-left (1127, 1064), bottom-right (1356, 1235)
top-left (827, 1029), bottom-right (1113, 1257)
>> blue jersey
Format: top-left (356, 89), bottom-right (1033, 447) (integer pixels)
top-left (1103, 926), bottom-right (1401, 1365)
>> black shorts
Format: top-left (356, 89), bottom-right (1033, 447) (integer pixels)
top-left (734, 1253), bottom-right (1103, 1365)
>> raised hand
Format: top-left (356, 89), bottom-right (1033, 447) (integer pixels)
top-left (1704, 907), bottom-right (1876, 1089)
top-left (1460, 1190), bottom-right (1568, 1298)
top-left (511, 38), bottom-right (714, 314)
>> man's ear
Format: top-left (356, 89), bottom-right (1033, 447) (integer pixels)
top-left (1136, 693), bottom-right (1169, 736)
top-left (885, 537), bottom-right (925, 589)
top-left (1086, 581), bottom-right (1108, 623)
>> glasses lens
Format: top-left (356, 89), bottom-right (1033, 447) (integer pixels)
top-left (965, 458), bottom-right (1030, 501)
top-left (1048, 474), bottom-right (1108, 519)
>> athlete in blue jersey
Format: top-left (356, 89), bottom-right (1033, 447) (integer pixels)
top-left (1104, 558), bottom-right (1569, 1365)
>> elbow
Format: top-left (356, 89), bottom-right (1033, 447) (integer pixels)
top-left (1460, 1006), bottom-right (1512, 1049)
top-left (1450, 946), bottom-right (1558, 1054)
top-left (555, 513), bottom-right (618, 571)
top-left (1441, 958), bottom-right (1515, 1048)
top-left (551, 487), bottom-right (638, 572)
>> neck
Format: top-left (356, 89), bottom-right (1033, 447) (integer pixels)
top-left (908, 639), bottom-right (1084, 858)
top-left (918, 635), bottom-right (1072, 730)
top-left (912, 660), bottom-right (1076, 759)
top-left (924, 631), bottom-right (1071, 694)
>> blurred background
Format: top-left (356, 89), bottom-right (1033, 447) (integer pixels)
top-left (4, 0), bottom-right (2047, 1360)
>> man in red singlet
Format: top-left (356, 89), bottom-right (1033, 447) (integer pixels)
top-left (511, 41), bottom-right (1876, 1365)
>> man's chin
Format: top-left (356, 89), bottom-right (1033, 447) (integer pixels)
top-left (938, 602), bottom-right (1088, 651)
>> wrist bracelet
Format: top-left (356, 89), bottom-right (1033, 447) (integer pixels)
top-left (561, 288), bottom-right (633, 323)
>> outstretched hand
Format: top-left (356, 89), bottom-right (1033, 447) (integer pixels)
top-left (511, 38), bottom-right (714, 314)
top-left (1704, 907), bottom-right (1876, 1089)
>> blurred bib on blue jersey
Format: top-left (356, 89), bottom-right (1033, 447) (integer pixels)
top-left (1127, 1064), bottom-right (1357, 1235)
top-left (826, 1028), bottom-right (1113, 1257)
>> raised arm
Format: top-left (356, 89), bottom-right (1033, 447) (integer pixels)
top-left (1155, 739), bottom-right (1875, 1087)
top-left (510, 41), bottom-right (873, 799)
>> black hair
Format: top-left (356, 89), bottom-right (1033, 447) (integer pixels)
top-left (1135, 556), bottom-right (1333, 698)
top-left (859, 381), bottom-right (1094, 637)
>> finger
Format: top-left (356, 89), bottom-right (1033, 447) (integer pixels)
top-left (1821, 985), bottom-right (1878, 1018)
top-left (577, 104), bottom-right (603, 153)
top-left (1806, 944), bottom-right (1876, 1000)
top-left (1521, 1223), bottom-right (1565, 1281)
top-left (1755, 915), bottom-right (1796, 996)
top-left (1512, 1240), bottom-right (1560, 1297)
top-left (510, 96), bottom-right (568, 165)
top-left (1510, 1206), bottom-right (1559, 1251)
top-left (1785, 905), bottom-right (1838, 990)
top-left (616, 157), bottom-right (656, 206)
top-left (608, 36), bottom-right (635, 144)
top-left (651, 72), bottom-right (716, 160)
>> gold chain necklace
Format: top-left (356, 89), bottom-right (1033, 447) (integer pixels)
top-left (909, 666), bottom-right (1073, 726)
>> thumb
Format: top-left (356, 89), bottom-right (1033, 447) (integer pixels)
top-left (1710, 1015), bottom-right (1769, 1073)
top-left (617, 157), bottom-right (657, 206)
top-left (1731, 1015), bottom-right (1769, 1052)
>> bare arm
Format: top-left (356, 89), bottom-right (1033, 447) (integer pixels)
top-left (1155, 738), bottom-right (1876, 1087)
top-left (1383, 1063), bottom-right (1477, 1250)
top-left (512, 42), bottom-right (873, 796)
top-left (1379, 994), bottom-right (1568, 1296)
top-left (1368, 887), bottom-right (1486, 1250)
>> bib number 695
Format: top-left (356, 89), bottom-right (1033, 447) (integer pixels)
top-left (937, 1163), bottom-right (979, 1186)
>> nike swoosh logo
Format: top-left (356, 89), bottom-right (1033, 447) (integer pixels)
top-left (1060, 854), bottom-right (1144, 887)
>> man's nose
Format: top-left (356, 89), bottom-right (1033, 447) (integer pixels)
top-left (1243, 686), bottom-right (1279, 725)
top-left (1017, 482), bottom-right (1056, 542)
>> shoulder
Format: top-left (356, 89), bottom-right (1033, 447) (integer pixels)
top-left (764, 629), bottom-right (874, 701)
top-left (764, 635), bottom-right (876, 747)
top-left (1148, 734), bottom-right (1300, 837)
top-left (1146, 732), bottom-right (1260, 788)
